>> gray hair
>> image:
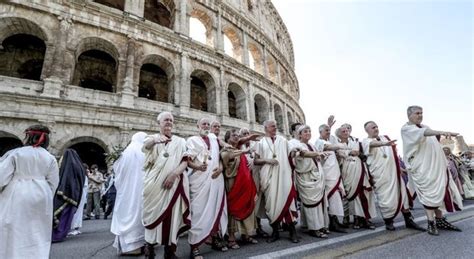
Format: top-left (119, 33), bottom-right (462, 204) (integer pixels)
top-left (364, 121), bottom-right (375, 130)
top-left (341, 123), bottom-right (352, 129)
top-left (157, 112), bottom-right (173, 122)
top-left (407, 105), bottom-right (422, 117)
top-left (335, 127), bottom-right (343, 138)
top-left (239, 127), bottom-right (250, 136)
top-left (211, 120), bottom-right (221, 127)
top-left (296, 124), bottom-right (310, 135)
top-left (263, 120), bottom-right (276, 128)
top-left (197, 117), bottom-right (211, 125)
top-left (318, 124), bottom-right (329, 133)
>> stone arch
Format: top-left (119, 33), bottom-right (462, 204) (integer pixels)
top-left (0, 17), bottom-right (48, 81)
top-left (93, 0), bottom-right (125, 11)
top-left (61, 136), bottom-right (109, 171)
top-left (266, 54), bottom-right (277, 82)
top-left (274, 103), bottom-right (284, 133)
top-left (254, 94), bottom-right (269, 124)
top-left (138, 54), bottom-right (175, 103)
top-left (144, 0), bottom-right (176, 29)
top-left (0, 17), bottom-right (48, 45)
top-left (222, 26), bottom-right (242, 62)
top-left (72, 37), bottom-right (120, 92)
top-left (248, 41), bottom-right (263, 74)
top-left (189, 7), bottom-right (214, 47)
top-left (227, 82), bottom-right (247, 120)
top-left (0, 131), bottom-right (23, 157)
top-left (190, 69), bottom-right (216, 113)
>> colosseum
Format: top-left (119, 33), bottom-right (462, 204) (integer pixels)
top-left (0, 0), bottom-right (305, 169)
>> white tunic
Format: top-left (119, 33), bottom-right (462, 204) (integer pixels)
top-left (401, 124), bottom-right (463, 211)
top-left (142, 134), bottom-right (190, 246)
top-left (255, 136), bottom-right (297, 223)
top-left (0, 146), bottom-right (59, 259)
top-left (111, 132), bottom-right (146, 252)
top-left (293, 142), bottom-right (329, 230)
top-left (362, 135), bottom-right (409, 219)
top-left (338, 139), bottom-right (377, 219)
top-left (187, 134), bottom-right (227, 245)
top-left (314, 137), bottom-right (345, 217)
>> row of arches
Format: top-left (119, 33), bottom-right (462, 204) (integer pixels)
top-left (0, 133), bottom-right (108, 170)
top-left (89, 0), bottom-right (297, 95)
top-left (0, 18), bottom-right (299, 126)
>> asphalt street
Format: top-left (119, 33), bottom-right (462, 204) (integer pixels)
top-left (50, 200), bottom-right (474, 258)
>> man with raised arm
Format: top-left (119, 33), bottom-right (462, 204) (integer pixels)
top-left (254, 120), bottom-right (299, 243)
top-left (401, 105), bottom-right (463, 235)
top-left (362, 121), bottom-right (424, 232)
top-left (141, 112), bottom-right (190, 259)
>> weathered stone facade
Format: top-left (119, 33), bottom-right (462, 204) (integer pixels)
top-left (0, 0), bottom-right (305, 168)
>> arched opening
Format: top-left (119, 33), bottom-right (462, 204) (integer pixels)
top-left (0, 34), bottom-right (46, 81)
top-left (144, 0), bottom-right (175, 29)
top-left (228, 83), bottom-right (247, 120)
top-left (190, 9), bottom-right (213, 47)
top-left (72, 49), bottom-right (117, 92)
top-left (274, 104), bottom-right (284, 133)
top-left (248, 42), bottom-right (263, 74)
top-left (223, 27), bottom-right (242, 62)
top-left (254, 94), bottom-right (268, 124)
top-left (287, 111), bottom-right (294, 130)
top-left (0, 134), bottom-right (23, 157)
top-left (68, 142), bottom-right (107, 172)
top-left (228, 91), bottom-right (237, 118)
top-left (139, 63), bottom-right (168, 102)
top-left (266, 55), bottom-right (277, 82)
top-left (93, 0), bottom-right (125, 11)
top-left (190, 70), bottom-right (216, 113)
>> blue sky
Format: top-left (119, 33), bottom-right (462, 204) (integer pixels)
top-left (272, 0), bottom-right (473, 148)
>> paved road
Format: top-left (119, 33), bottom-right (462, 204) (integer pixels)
top-left (347, 216), bottom-right (474, 259)
top-left (50, 200), bottom-right (474, 258)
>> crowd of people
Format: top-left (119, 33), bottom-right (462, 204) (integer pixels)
top-left (0, 105), bottom-right (473, 259)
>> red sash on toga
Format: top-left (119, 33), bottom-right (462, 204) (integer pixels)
top-left (227, 154), bottom-right (257, 220)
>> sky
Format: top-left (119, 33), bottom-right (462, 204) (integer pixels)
top-left (271, 0), bottom-right (473, 149)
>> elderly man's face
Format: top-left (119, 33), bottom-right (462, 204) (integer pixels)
top-left (365, 122), bottom-right (379, 138)
top-left (198, 119), bottom-right (210, 135)
top-left (240, 129), bottom-right (250, 138)
top-left (320, 126), bottom-right (330, 139)
top-left (211, 122), bottom-right (221, 135)
top-left (443, 147), bottom-right (451, 156)
top-left (159, 114), bottom-right (174, 131)
top-left (229, 131), bottom-right (240, 144)
top-left (265, 122), bottom-right (277, 136)
top-left (340, 127), bottom-right (350, 139)
top-left (409, 108), bottom-right (423, 124)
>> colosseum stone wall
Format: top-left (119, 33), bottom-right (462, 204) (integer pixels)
top-left (0, 0), bottom-right (305, 169)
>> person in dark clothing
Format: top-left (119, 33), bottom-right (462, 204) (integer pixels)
top-left (52, 149), bottom-right (86, 242)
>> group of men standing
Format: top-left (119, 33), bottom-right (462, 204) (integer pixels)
top-left (109, 105), bottom-right (464, 259)
top-left (0, 105), bottom-right (465, 259)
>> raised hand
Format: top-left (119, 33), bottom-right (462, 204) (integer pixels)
top-left (327, 115), bottom-right (336, 128)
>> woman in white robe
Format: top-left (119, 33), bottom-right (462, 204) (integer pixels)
top-left (0, 125), bottom-right (59, 259)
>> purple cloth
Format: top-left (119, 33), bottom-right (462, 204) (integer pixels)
top-left (52, 205), bottom-right (77, 242)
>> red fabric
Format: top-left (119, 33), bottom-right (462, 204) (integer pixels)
top-left (385, 135), bottom-right (404, 220)
top-left (202, 136), bottom-right (210, 150)
top-left (227, 154), bottom-right (257, 220)
top-left (26, 130), bottom-right (48, 147)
